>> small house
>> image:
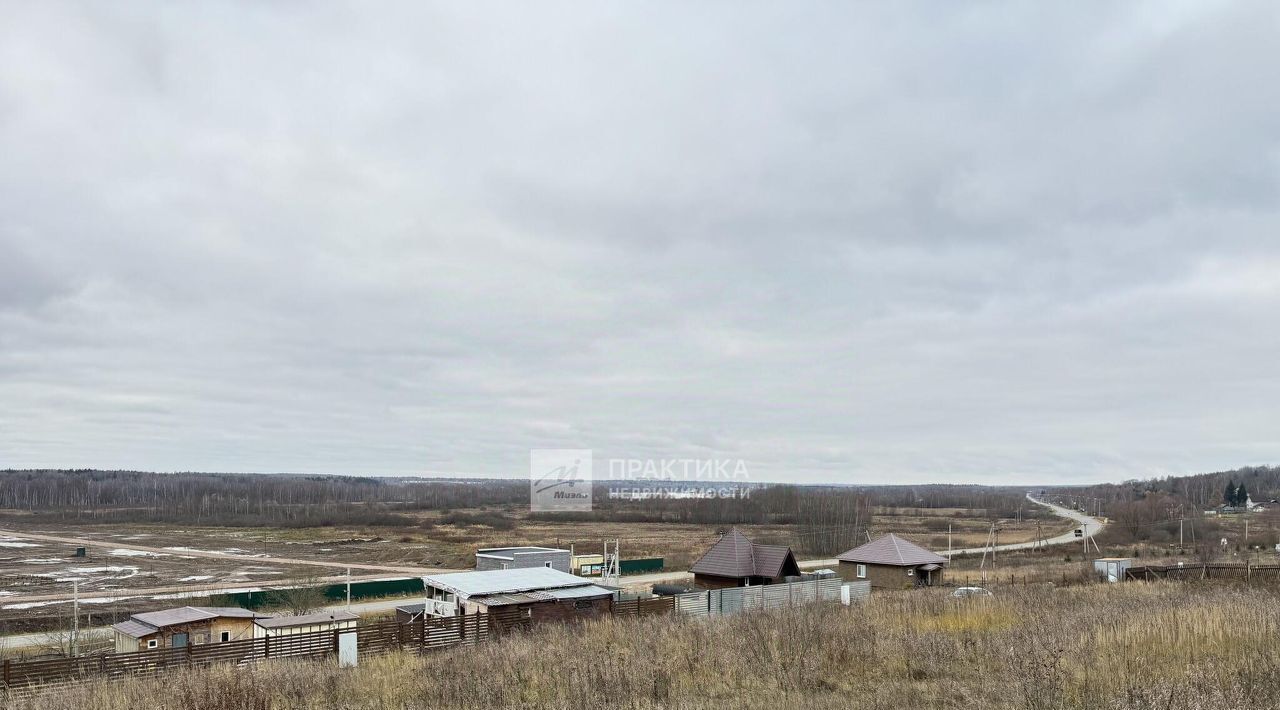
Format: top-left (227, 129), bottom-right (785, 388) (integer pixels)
top-left (1093, 557), bottom-right (1132, 583)
top-left (413, 567), bottom-right (614, 622)
top-left (571, 553), bottom-right (605, 576)
top-left (836, 534), bottom-right (947, 589)
top-left (688, 529), bottom-right (800, 590)
top-left (112, 606), bottom-right (268, 653)
top-left (253, 610), bottom-right (359, 638)
top-left (475, 546), bottom-right (571, 573)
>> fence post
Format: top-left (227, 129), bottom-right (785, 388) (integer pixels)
top-left (264, 634), bottom-right (271, 660)
top-left (3, 658), bottom-right (9, 689)
top-left (185, 641), bottom-right (193, 666)
top-left (332, 629), bottom-right (340, 656)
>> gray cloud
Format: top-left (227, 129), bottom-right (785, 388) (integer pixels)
top-left (2, 1), bottom-right (1279, 484)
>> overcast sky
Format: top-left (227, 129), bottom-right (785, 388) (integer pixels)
top-left (2, 2), bottom-right (1279, 485)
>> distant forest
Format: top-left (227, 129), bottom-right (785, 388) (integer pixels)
top-left (0, 470), bottom-right (1035, 539)
top-left (1048, 465), bottom-right (1280, 549)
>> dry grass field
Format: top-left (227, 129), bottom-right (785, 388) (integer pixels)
top-left (14, 582), bottom-right (1280, 710)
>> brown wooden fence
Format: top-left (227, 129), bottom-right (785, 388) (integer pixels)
top-left (1126, 564), bottom-right (1280, 582)
top-left (0, 596), bottom-right (678, 695)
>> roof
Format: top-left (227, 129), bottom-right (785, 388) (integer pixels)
top-left (688, 529), bottom-right (800, 579)
top-left (396, 603), bottom-right (426, 614)
top-left (131, 606), bottom-right (266, 628)
top-left (255, 611), bottom-right (359, 629)
top-left (542, 584), bottom-right (613, 600)
top-left (421, 568), bottom-right (593, 599)
top-left (112, 619), bottom-right (156, 639)
top-left (837, 534), bottom-right (947, 567)
top-left (476, 546), bottom-right (567, 560)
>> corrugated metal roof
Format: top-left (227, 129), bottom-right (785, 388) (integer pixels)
top-left (422, 568), bottom-right (592, 599)
top-left (478, 591), bottom-right (552, 607)
top-left (395, 603), bottom-right (425, 614)
top-left (255, 611), bottom-right (359, 629)
top-left (688, 529), bottom-right (799, 579)
top-left (542, 584), bottom-right (613, 600)
top-left (837, 534), bottom-right (947, 566)
top-left (112, 619), bottom-right (156, 639)
top-left (132, 606), bottom-right (265, 628)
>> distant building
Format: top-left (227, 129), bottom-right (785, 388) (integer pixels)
top-left (409, 568), bottom-right (614, 622)
top-left (253, 610), bottom-right (359, 638)
top-left (475, 546), bottom-right (571, 573)
top-left (688, 529), bottom-right (800, 589)
top-left (111, 606), bottom-right (268, 653)
top-left (1093, 557), bottom-right (1131, 583)
top-left (835, 534), bottom-right (947, 589)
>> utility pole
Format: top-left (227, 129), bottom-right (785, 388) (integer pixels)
top-left (345, 567), bottom-right (352, 610)
top-left (947, 524), bottom-right (952, 557)
top-left (1179, 518), bottom-right (1184, 554)
top-left (71, 580), bottom-right (79, 657)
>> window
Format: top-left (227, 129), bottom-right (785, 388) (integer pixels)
top-left (544, 561), bottom-right (553, 568)
top-left (147, 639), bottom-right (158, 649)
top-left (856, 564), bottom-right (866, 579)
top-left (500, 562), bottom-right (509, 570)
top-left (220, 631), bottom-right (231, 643)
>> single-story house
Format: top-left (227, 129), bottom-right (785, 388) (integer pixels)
top-left (571, 553), bottom-right (605, 576)
top-left (112, 606), bottom-right (268, 653)
top-left (253, 610), bottom-right (359, 638)
top-left (408, 567), bottom-right (614, 622)
top-left (475, 546), bottom-right (571, 573)
top-left (688, 528), bottom-right (800, 590)
top-left (836, 534), bottom-right (947, 589)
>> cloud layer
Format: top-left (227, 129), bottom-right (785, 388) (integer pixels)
top-left (2, 2), bottom-right (1279, 484)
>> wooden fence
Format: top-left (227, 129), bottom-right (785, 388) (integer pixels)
top-left (1126, 564), bottom-right (1280, 582)
top-left (0, 595), bottom-right (679, 695)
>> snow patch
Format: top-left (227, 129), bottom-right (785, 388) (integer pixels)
top-left (109, 549), bottom-right (166, 558)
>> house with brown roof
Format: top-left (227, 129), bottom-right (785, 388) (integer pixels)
top-left (111, 606), bottom-right (269, 653)
top-left (689, 529), bottom-right (801, 589)
top-left (836, 534), bottom-right (947, 589)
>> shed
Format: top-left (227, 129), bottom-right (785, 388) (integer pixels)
top-left (835, 534), bottom-right (947, 589)
top-left (475, 546), bottom-right (571, 573)
top-left (111, 606), bottom-right (268, 653)
top-left (253, 610), bottom-right (359, 638)
top-left (1093, 557), bottom-right (1132, 583)
top-left (688, 529), bottom-right (800, 589)
top-left (417, 567), bottom-right (615, 622)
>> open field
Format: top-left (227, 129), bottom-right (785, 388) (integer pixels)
top-left (0, 500), bottom-right (1072, 639)
top-left (13, 582), bottom-right (1280, 709)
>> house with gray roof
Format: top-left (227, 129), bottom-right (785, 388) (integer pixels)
top-left (406, 567), bottom-right (615, 624)
top-left (836, 533), bottom-right (947, 589)
top-left (688, 529), bottom-right (800, 589)
top-left (111, 606), bottom-right (269, 653)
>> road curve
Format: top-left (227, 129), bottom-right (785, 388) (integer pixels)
top-left (941, 494), bottom-right (1104, 557)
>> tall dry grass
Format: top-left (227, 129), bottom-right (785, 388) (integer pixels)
top-left (11, 582), bottom-right (1280, 709)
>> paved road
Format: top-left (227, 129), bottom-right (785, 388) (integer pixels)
top-left (939, 494), bottom-right (1104, 556)
top-left (622, 494), bottom-right (1105, 585)
top-left (0, 494), bottom-right (1105, 646)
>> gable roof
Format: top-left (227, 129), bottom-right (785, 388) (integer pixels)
top-left (422, 567), bottom-right (593, 599)
top-left (689, 529), bottom-right (800, 579)
top-left (837, 534), bottom-right (947, 567)
top-left (130, 606), bottom-right (266, 629)
top-left (112, 619), bottom-right (157, 639)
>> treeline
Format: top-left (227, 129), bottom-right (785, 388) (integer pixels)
top-left (1048, 465), bottom-right (1280, 547)
top-left (0, 470), bottom-right (528, 527)
top-left (1050, 465), bottom-right (1280, 511)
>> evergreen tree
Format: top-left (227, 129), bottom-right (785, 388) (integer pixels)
top-left (1225, 480), bottom-right (1238, 507)
top-left (1238, 483), bottom-right (1250, 507)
